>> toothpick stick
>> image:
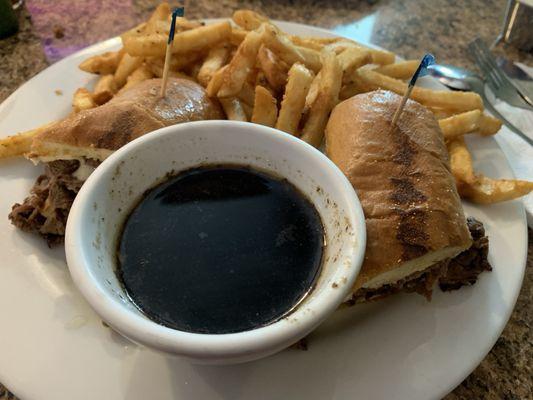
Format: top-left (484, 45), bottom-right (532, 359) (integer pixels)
top-left (391, 53), bottom-right (435, 126)
top-left (160, 7), bottom-right (185, 97)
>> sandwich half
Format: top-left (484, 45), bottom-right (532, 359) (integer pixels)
top-left (10, 78), bottom-right (223, 244)
top-left (326, 90), bottom-right (489, 302)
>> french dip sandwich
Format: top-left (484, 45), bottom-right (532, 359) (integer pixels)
top-left (326, 90), bottom-right (490, 302)
top-left (10, 78), bottom-right (223, 244)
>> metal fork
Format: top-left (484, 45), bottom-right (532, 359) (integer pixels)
top-left (469, 38), bottom-right (533, 110)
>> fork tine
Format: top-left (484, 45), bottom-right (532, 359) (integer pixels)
top-left (475, 43), bottom-right (506, 86)
top-left (469, 42), bottom-right (502, 93)
top-left (475, 39), bottom-right (509, 82)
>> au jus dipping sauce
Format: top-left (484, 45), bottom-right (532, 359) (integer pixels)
top-left (117, 165), bottom-right (325, 334)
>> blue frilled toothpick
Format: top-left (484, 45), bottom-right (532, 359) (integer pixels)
top-left (160, 7), bottom-right (185, 97)
top-left (391, 53), bottom-right (435, 126)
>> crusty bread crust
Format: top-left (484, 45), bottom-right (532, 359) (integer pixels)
top-left (326, 90), bottom-right (472, 290)
top-left (30, 78), bottom-right (224, 161)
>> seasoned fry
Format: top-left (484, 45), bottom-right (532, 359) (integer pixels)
top-left (294, 45), bottom-right (322, 72)
top-left (72, 88), bottom-right (97, 113)
top-left (114, 53), bottom-right (143, 88)
top-left (300, 50), bottom-right (343, 147)
top-left (197, 45), bottom-right (230, 87)
top-left (251, 85), bottom-right (278, 127)
top-left (438, 110), bottom-right (482, 140)
top-left (448, 137), bottom-right (476, 191)
top-left (0, 124), bottom-right (54, 159)
top-left (175, 17), bottom-right (205, 31)
top-left (144, 52), bottom-right (203, 76)
top-left (145, 3), bottom-right (170, 33)
top-left (79, 50), bottom-right (123, 75)
top-left (338, 47), bottom-right (371, 79)
top-left (262, 24), bottom-right (307, 68)
top-left (461, 176), bottom-right (533, 204)
top-left (218, 28), bottom-right (264, 97)
top-left (257, 45), bottom-right (289, 91)
top-left (357, 69), bottom-right (484, 112)
top-left (289, 35), bottom-right (324, 51)
top-left (121, 23), bottom-right (147, 41)
top-left (93, 74), bottom-right (117, 105)
top-left (122, 64), bottom-right (154, 91)
top-left (478, 114), bottom-right (502, 136)
top-left (362, 46), bottom-right (395, 65)
top-left (236, 81), bottom-right (256, 106)
top-left (289, 35), bottom-right (340, 49)
top-left (374, 60), bottom-right (419, 79)
top-left (276, 63), bottom-right (314, 135)
top-left (230, 28), bottom-right (248, 46)
top-left (219, 97), bottom-right (248, 121)
top-left (232, 9), bottom-right (269, 30)
top-left (448, 137), bottom-right (533, 203)
top-left (206, 65), bottom-right (228, 97)
top-left (122, 21), bottom-right (232, 57)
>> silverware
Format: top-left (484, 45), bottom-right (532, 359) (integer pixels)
top-left (496, 56), bottom-right (533, 103)
top-left (469, 38), bottom-right (533, 110)
top-left (428, 63), bottom-right (533, 146)
top-left (496, 57), bottom-right (532, 82)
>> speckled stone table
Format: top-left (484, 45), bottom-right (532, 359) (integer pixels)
top-left (0, 1), bottom-right (531, 399)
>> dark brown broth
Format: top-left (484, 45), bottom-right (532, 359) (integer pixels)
top-left (117, 165), bottom-right (324, 334)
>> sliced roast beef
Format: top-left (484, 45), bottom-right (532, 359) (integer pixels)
top-left (348, 217), bottom-right (491, 304)
top-left (9, 160), bottom-right (90, 246)
top-left (438, 217), bottom-right (491, 291)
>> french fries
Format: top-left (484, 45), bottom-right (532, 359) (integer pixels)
top-left (262, 24), bottom-right (307, 68)
top-left (478, 114), bottom-right (502, 136)
top-left (276, 63), bottom-right (314, 135)
top-left (257, 46), bottom-right (289, 91)
top-left (219, 97), bottom-right (248, 121)
top-left (236, 81), bottom-right (256, 107)
top-left (251, 86), bottom-right (278, 127)
top-left (0, 128), bottom-right (43, 159)
top-left (197, 46), bottom-right (230, 87)
top-left (122, 64), bottom-right (154, 91)
top-left (122, 21), bottom-right (231, 57)
top-left (114, 53), bottom-right (143, 88)
top-left (72, 88), bottom-right (97, 112)
top-left (461, 176), bottom-right (533, 204)
top-left (439, 110), bottom-right (482, 140)
top-left (78, 50), bottom-right (123, 75)
top-left (145, 3), bottom-right (171, 33)
top-left (206, 65), bottom-right (228, 97)
top-left (356, 69), bottom-right (484, 112)
top-left (338, 47), bottom-right (371, 77)
top-left (232, 9), bottom-right (269, 30)
top-left (217, 28), bottom-right (264, 97)
top-left (448, 137), bottom-right (533, 204)
top-left (93, 74), bottom-right (117, 105)
top-left (374, 60), bottom-right (419, 79)
top-left (300, 50), bottom-right (343, 146)
top-left (64, 4), bottom-right (530, 205)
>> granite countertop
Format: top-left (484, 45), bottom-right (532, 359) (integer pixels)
top-left (0, 0), bottom-right (531, 399)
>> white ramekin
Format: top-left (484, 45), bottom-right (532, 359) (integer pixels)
top-left (65, 120), bottom-right (366, 364)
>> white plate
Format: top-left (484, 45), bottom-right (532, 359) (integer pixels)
top-left (0, 21), bottom-right (527, 400)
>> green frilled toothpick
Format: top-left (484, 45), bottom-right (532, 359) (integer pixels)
top-left (160, 7), bottom-right (185, 97)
